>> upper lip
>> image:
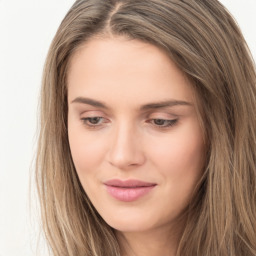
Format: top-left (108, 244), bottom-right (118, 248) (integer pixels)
top-left (103, 179), bottom-right (157, 188)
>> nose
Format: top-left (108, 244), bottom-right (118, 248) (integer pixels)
top-left (107, 122), bottom-right (145, 170)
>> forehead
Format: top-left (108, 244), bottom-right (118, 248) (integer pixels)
top-left (67, 37), bottom-right (196, 108)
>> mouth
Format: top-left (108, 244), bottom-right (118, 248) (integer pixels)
top-left (103, 179), bottom-right (157, 202)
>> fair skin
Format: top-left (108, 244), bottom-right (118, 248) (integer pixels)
top-left (67, 37), bottom-right (205, 256)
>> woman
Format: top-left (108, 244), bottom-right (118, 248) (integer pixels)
top-left (36, 0), bottom-right (256, 255)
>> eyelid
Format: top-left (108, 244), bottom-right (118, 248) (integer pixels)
top-left (80, 109), bottom-right (106, 116)
top-left (146, 111), bottom-right (178, 119)
top-left (144, 109), bottom-right (179, 128)
top-left (79, 107), bottom-right (114, 127)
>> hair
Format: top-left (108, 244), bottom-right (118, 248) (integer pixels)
top-left (35, 0), bottom-right (256, 255)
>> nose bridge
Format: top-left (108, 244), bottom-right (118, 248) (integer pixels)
top-left (108, 119), bottom-right (144, 169)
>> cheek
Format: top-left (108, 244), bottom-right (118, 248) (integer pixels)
top-left (171, 136), bottom-right (204, 172)
top-left (68, 123), bottom-right (106, 178)
top-left (147, 128), bottom-right (205, 216)
top-left (148, 121), bottom-right (205, 182)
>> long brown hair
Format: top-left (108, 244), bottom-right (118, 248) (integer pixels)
top-left (36, 0), bottom-right (256, 255)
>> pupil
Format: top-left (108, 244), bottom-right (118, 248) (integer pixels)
top-left (90, 117), bottom-right (100, 124)
top-left (155, 119), bottom-right (165, 125)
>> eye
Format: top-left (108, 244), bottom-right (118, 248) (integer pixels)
top-left (150, 118), bottom-right (178, 128)
top-left (81, 117), bottom-right (106, 128)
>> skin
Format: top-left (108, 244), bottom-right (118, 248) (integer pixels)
top-left (67, 37), bottom-right (205, 256)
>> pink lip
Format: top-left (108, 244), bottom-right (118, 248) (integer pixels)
top-left (103, 179), bottom-right (157, 202)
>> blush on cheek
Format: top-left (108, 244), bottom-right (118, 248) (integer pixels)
top-left (68, 130), bottom-right (105, 176)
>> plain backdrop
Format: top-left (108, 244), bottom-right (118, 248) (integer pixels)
top-left (0, 1), bottom-right (255, 255)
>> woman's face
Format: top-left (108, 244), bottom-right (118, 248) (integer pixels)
top-left (67, 37), bottom-right (205, 233)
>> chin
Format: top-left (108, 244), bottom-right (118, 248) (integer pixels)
top-left (101, 209), bottom-right (163, 233)
top-left (107, 219), bottom-right (152, 233)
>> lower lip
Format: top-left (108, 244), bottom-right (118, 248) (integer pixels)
top-left (105, 185), bottom-right (155, 202)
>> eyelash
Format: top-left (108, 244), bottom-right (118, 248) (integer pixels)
top-left (81, 117), bottom-right (178, 129)
top-left (148, 118), bottom-right (178, 128)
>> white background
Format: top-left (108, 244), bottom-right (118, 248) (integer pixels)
top-left (0, 1), bottom-right (255, 255)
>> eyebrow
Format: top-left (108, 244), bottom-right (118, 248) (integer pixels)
top-left (71, 97), bottom-right (107, 108)
top-left (71, 97), bottom-right (192, 110)
top-left (140, 100), bottom-right (192, 110)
